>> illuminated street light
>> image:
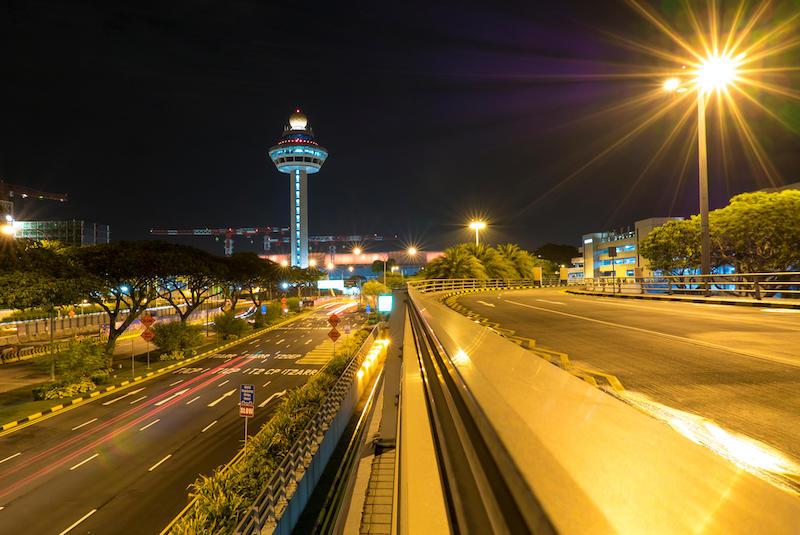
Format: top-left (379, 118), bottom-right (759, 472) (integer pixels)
top-left (353, 246), bottom-right (362, 256)
top-left (348, 266), bottom-right (354, 273)
top-left (663, 53), bottom-right (741, 277)
top-left (327, 262), bottom-right (335, 270)
top-left (407, 246), bottom-right (417, 256)
top-left (309, 259), bottom-right (317, 267)
top-left (280, 259), bottom-right (289, 268)
top-left (468, 220), bottom-right (487, 246)
top-left (1, 224), bottom-right (14, 237)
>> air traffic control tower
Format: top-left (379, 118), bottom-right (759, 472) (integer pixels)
top-left (268, 109), bottom-right (328, 267)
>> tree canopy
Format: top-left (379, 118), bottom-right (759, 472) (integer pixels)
top-left (640, 190), bottom-right (800, 274)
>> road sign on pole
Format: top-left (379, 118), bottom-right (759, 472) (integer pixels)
top-left (141, 313), bottom-right (156, 328)
top-left (240, 384), bottom-right (255, 455)
top-left (240, 384), bottom-right (255, 408)
top-left (140, 329), bottom-right (155, 342)
top-left (328, 313), bottom-right (340, 328)
top-left (328, 328), bottom-right (341, 343)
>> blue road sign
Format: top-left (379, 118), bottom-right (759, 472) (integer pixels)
top-left (365, 304), bottom-right (371, 314)
top-left (240, 384), bottom-right (255, 406)
top-left (261, 304), bottom-right (267, 315)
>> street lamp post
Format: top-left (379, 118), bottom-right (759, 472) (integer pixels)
top-left (663, 53), bottom-right (740, 277)
top-left (468, 220), bottom-right (487, 246)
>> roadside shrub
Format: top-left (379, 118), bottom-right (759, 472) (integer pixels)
top-left (162, 349), bottom-right (186, 361)
top-left (37, 339), bottom-right (108, 384)
top-left (213, 311), bottom-right (249, 340)
top-left (171, 327), bottom-right (372, 534)
top-left (33, 377), bottom-right (97, 400)
top-left (152, 321), bottom-right (203, 357)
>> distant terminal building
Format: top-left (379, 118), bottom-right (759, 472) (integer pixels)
top-left (268, 109), bottom-right (328, 268)
top-left (14, 220), bottom-right (110, 246)
top-left (577, 217), bottom-right (682, 279)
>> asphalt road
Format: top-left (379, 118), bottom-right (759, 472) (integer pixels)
top-left (457, 289), bottom-right (800, 472)
top-left (0, 302), bottom-right (362, 535)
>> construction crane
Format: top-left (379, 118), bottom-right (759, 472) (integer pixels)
top-left (0, 180), bottom-right (68, 221)
top-left (149, 226), bottom-right (390, 256)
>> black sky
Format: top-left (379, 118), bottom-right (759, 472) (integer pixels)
top-left (2, 1), bottom-right (799, 254)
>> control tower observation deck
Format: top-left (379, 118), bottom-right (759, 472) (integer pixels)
top-left (268, 109), bottom-right (328, 268)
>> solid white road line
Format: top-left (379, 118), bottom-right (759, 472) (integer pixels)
top-left (129, 396), bottom-right (147, 405)
top-left (69, 453), bottom-right (99, 471)
top-left (71, 418), bottom-right (99, 431)
top-left (276, 338), bottom-right (285, 344)
top-left (186, 396), bottom-right (201, 405)
top-left (208, 389), bottom-right (236, 407)
top-left (154, 388), bottom-right (189, 406)
top-left (58, 509), bottom-right (97, 535)
top-left (218, 380), bottom-right (230, 387)
top-left (763, 308), bottom-right (800, 313)
top-left (536, 299), bottom-right (565, 305)
top-left (148, 454), bottom-right (172, 472)
top-left (139, 419), bottom-right (160, 431)
top-left (0, 452), bottom-right (22, 464)
top-left (262, 380), bottom-right (272, 387)
top-left (101, 387), bottom-right (146, 406)
top-left (476, 300), bottom-right (496, 307)
top-left (169, 379), bottom-right (184, 386)
top-left (305, 339), bottom-right (312, 344)
top-left (201, 420), bottom-right (217, 433)
top-left (258, 390), bottom-right (287, 408)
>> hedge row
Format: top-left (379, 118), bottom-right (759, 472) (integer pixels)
top-left (170, 328), bottom-right (371, 534)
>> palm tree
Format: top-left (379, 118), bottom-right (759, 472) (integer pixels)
top-left (425, 245), bottom-right (487, 279)
top-left (496, 243), bottom-right (537, 278)
top-left (463, 244), bottom-right (518, 279)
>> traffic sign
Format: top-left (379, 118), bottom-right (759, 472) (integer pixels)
top-left (281, 297), bottom-right (287, 304)
top-left (328, 328), bottom-right (341, 343)
top-left (328, 313), bottom-right (340, 328)
top-left (261, 304), bottom-right (267, 315)
top-left (240, 384), bottom-right (255, 406)
top-left (344, 325), bottom-right (351, 335)
top-left (141, 314), bottom-right (155, 328)
top-left (140, 329), bottom-right (155, 342)
top-left (240, 405), bottom-right (254, 418)
top-left (365, 304), bottom-right (371, 314)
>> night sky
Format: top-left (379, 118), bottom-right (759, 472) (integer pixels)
top-left (3, 1), bottom-right (799, 254)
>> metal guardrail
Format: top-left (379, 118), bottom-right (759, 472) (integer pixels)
top-left (581, 272), bottom-right (800, 300)
top-left (234, 327), bottom-right (381, 535)
top-left (407, 278), bottom-right (563, 293)
top-left (406, 298), bottom-right (554, 534)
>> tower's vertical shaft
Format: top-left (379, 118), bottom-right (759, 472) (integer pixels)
top-left (290, 170), bottom-right (309, 267)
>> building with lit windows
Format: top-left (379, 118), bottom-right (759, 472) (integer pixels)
top-left (268, 109), bottom-right (328, 268)
top-left (580, 217), bottom-right (682, 279)
top-left (13, 220), bottom-right (110, 246)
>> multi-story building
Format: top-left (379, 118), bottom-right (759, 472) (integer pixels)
top-left (580, 217), bottom-right (681, 279)
top-left (14, 220), bottom-right (110, 246)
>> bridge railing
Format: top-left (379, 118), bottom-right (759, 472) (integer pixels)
top-left (408, 277), bottom-right (562, 293)
top-left (403, 284), bottom-right (800, 533)
top-left (581, 271), bottom-right (800, 300)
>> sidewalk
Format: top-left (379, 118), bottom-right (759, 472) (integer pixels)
top-left (567, 289), bottom-right (800, 309)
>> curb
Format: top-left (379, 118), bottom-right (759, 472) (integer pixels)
top-left (565, 289), bottom-right (800, 309)
top-left (0, 310), bottom-right (314, 434)
top-left (438, 286), bottom-right (626, 394)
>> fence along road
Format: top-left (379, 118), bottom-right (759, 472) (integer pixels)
top-left (407, 281), bottom-right (800, 534)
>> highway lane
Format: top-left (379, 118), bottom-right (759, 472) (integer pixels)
top-left (0, 302), bottom-right (363, 534)
top-left (457, 289), bottom-right (800, 473)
